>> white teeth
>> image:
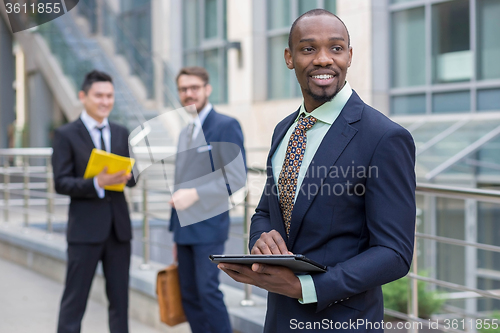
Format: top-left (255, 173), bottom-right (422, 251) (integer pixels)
top-left (312, 74), bottom-right (334, 80)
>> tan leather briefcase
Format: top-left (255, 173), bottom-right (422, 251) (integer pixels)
top-left (156, 264), bottom-right (187, 326)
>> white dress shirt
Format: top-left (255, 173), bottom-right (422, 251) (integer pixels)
top-left (80, 110), bottom-right (110, 198)
top-left (189, 102), bottom-right (213, 140)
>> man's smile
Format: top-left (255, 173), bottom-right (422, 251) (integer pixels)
top-left (306, 70), bottom-right (336, 89)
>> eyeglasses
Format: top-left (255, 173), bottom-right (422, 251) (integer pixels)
top-left (178, 84), bottom-right (206, 94)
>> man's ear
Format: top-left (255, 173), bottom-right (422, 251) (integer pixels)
top-left (205, 83), bottom-right (213, 97)
top-left (284, 48), bottom-right (294, 70)
top-left (78, 90), bottom-right (86, 103)
top-left (347, 46), bottom-right (353, 68)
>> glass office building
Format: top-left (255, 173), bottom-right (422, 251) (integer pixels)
top-left (2, 0), bottom-right (498, 316)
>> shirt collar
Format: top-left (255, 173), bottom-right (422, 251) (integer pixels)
top-left (194, 102), bottom-right (213, 127)
top-left (296, 81), bottom-right (353, 125)
top-left (80, 110), bottom-right (109, 130)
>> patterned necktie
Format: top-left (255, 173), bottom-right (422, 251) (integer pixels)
top-left (277, 115), bottom-right (317, 236)
top-left (96, 126), bottom-right (106, 152)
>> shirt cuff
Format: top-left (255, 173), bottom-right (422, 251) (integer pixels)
top-left (93, 177), bottom-right (105, 198)
top-left (297, 275), bottom-right (318, 304)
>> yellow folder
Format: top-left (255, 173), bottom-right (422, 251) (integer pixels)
top-left (83, 148), bottom-right (135, 192)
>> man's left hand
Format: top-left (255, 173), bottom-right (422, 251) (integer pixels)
top-left (219, 263), bottom-right (302, 299)
top-left (169, 188), bottom-right (199, 211)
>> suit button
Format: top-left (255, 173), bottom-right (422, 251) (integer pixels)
top-left (340, 299), bottom-right (343, 302)
top-left (346, 297), bottom-right (349, 300)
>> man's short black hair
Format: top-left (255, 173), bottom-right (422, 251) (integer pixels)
top-left (80, 70), bottom-right (113, 94)
top-left (288, 9), bottom-right (351, 50)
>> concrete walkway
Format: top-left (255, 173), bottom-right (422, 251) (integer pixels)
top-left (0, 258), bottom-right (165, 333)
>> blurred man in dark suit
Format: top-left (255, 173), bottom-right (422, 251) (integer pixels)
top-left (53, 70), bottom-right (136, 333)
top-left (169, 66), bottom-right (246, 333)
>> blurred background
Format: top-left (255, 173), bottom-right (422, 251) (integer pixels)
top-left (0, 0), bottom-right (499, 332)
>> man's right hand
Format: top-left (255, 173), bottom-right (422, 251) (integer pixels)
top-left (251, 230), bottom-right (292, 255)
top-left (96, 167), bottom-right (131, 188)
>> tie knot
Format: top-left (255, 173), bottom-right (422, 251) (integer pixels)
top-left (96, 125), bottom-right (106, 133)
top-left (297, 115), bottom-right (317, 131)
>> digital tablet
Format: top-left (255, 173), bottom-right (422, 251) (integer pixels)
top-left (209, 254), bottom-right (327, 273)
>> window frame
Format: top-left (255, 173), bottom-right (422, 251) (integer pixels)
top-left (265, 0), bottom-right (337, 100)
top-left (389, 0), bottom-right (500, 115)
top-left (182, 0), bottom-right (228, 104)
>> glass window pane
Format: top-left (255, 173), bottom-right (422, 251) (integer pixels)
top-left (478, 0), bottom-right (500, 80)
top-left (299, 0), bottom-right (318, 16)
top-left (203, 48), bottom-right (226, 104)
top-left (269, 35), bottom-right (292, 100)
top-left (324, 0), bottom-right (336, 14)
top-left (222, 0), bottom-right (227, 39)
top-left (432, 91), bottom-right (470, 113)
top-left (391, 7), bottom-right (425, 88)
top-left (411, 120), bottom-right (458, 152)
top-left (478, 278), bottom-right (500, 312)
top-left (436, 198), bottom-right (465, 287)
top-left (183, 0), bottom-right (198, 49)
top-left (478, 202), bottom-right (500, 270)
top-left (267, 0), bottom-right (291, 30)
top-left (205, 0), bottom-right (218, 39)
top-left (432, 0), bottom-right (471, 83)
top-left (391, 0), bottom-right (417, 3)
top-left (478, 89), bottom-right (500, 112)
top-left (417, 119), bottom-right (500, 174)
top-left (185, 52), bottom-right (198, 66)
top-left (391, 94), bottom-right (426, 115)
top-left (477, 136), bottom-right (500, 176)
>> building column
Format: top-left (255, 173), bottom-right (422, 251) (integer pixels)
top-left (0, 16), bottom-right (16, 148)
top-left (28, 72), bottom-right (54, 148)
top-left (337, 0), bottom-right (373, 105)
top-left (465, 199), bottom-right (478, 320)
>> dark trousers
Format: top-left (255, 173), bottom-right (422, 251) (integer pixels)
top-left (57, 227), bottom-right (131, 333)
top-left (177, 242), bottom-right (232, 333)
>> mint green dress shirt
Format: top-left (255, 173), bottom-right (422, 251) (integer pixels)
top-left (271, 82), bottom-right (352, 304)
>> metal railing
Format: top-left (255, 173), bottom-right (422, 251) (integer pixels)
top-left (1, 148), bottom-right (500, 325)
top-left (0, 148), bottom-right (66, 234)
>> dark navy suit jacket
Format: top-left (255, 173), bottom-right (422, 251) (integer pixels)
top-left (169, 109), bottom-right (246, 245)
top-left (52, 118), bottom-right (136, 244)
top-left (249, 92), bottom-right (416, 332)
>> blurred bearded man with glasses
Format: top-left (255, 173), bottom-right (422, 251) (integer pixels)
top-left (169, 66), bottom-right (246, 333)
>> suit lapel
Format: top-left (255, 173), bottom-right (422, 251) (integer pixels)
top-left (267, 157), bottom-right (287, 238)
top-left (176, 110), bottom-right (212, 177)
top-left (266, 110), bottom-right (300, 239)
top-left (287, 92), bottom-right (364, 249)
top-left (77, 118), bottom-right (96, 150)
top-left (199, 108), bottom-right (215, 143)
top-left (109, 123), bottom-right (119, 154)
top-left (269, 109), bottom-right (299, 159)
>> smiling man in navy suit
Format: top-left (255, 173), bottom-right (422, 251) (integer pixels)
top-left (169, 66), bottom-right (246, 333)
top-left (220, 9), bottom-right (416, 332)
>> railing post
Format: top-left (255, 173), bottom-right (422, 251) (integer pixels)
top-left (23, 155), bottom-right (29, 228)
top-left (240, 191), bottom-right (255, 307)
top-left (3, 158), bottom-right (9, 224)
top-left (140, 178), bottom-right (150, 270)
top-left (46, 156), bottom-right (54, 234)
top-left (408, 227), bottom-right (419, 333)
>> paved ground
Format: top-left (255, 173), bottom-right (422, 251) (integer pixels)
top-left (0, 258), bottom-right (165, 333)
